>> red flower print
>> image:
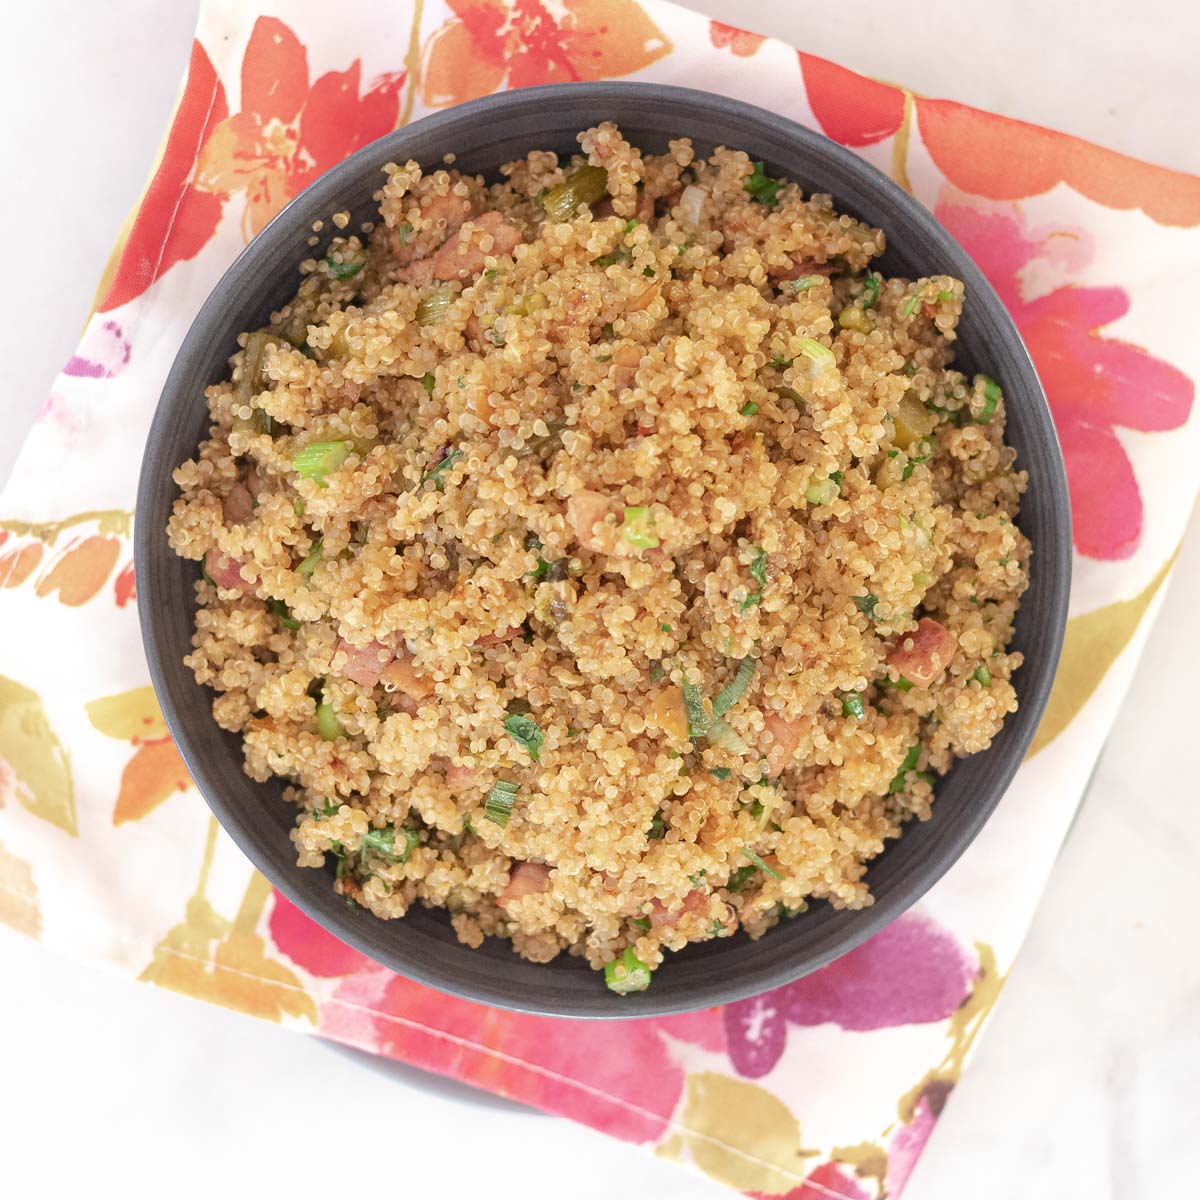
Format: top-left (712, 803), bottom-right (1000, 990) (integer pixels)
top-left (919, 99), bottom-right (1200, 228)
top-left (422, 0), bottom-right (672, 109)
top-left (195, 18), bottom-right (404, 239)
top-left (709, 20), bottom-right (766, 58)
top-left (113, 561), bottom-right (136, 607)
top-left (749, 1160), bottom-right (872, 1200)
top-left (98, 41), bottom-right (228, 312)
top-left (798, 53), bottom-right (906, 147)
top-left (268, 889), bottom-right (373, 978)
top-left (936, 197), bottom-right (1194, 560)
top-left (321, 969), bottom-right (723, 1143)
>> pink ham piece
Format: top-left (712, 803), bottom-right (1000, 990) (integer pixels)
top-left (887, 618), bottom-right (958, 688)
top-left (500, 861), bottom-right (552, 904)
top-left (334, 638), bottom-right (395, 687)
top-left (204, 549), bottom-right (255, 591)
top-left (648, 890), bottom-right (707, 929)
top-left (222, 481), bottom-right (254, 525)
top-left (446, 763), bottom-right (481, 792)
top-left (566, 490), bottom-right (614, 552)
top-left (762, 712), bottom-right (811, 776)
top-left (399, 212), bottom-right (523, 284)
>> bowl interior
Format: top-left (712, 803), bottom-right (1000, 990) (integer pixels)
top-left (137, 83), bottom-right (1070, 1018)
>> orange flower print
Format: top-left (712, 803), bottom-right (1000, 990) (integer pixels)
top-left (919, 99), bottom-right (1200, 228)
top-left (34, 535), bottom-right (121, 606)
top-left (709, 20), bottom-right (766, 58)
top-left (0, 538), bottom-right (43, 589)
top-left (798, 53), bottom-right (905, 147)
top-left (98, 40), bottom-right (229, 312)
top-left (422, 0), bottom-right (671, 109)
top-left (195, 17), bottom-right (405, 239)
top-left (85, 686), bottom-right (192, 824)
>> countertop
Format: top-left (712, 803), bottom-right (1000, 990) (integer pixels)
top-left (1, 2), bottom-right (1196, 1196)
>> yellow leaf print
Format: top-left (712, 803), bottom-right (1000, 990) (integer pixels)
top-left (1030, 551), bottom-right (1177, 756)
top-left (681, 1072), bottom-right (816, 1193)
top-left (0, 675), bottom-right (76, 836)
top-left (0, 838), bottom-right (41, 938)
top-left (85, 685), bottom-right (169, 742)
top-left (140, 821), bottom-right (316, 1024)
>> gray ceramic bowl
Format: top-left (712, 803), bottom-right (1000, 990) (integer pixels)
top-left (137, 82), bottom-right (1070, 1019)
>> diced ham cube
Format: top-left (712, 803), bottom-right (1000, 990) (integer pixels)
top-left (446, 763), bottom-right (481, 792)
top-left (381, 650), bottom-right (435, 700)
top-left (648, 890), bottom-right (707, 929)
top-left (222, 481), bottom-right (254, 525)
top-left (204, 549), bottom-right (255, 591)
top-left (401, 212), bottom-right (523, 284)
top-left (566, 490), bottom-right (614, 552)
top-left (762, 712), bottom-right (811, 776)
top-left (334, 637), bottom-right (395, 687)
top-left (390, 190), bottom-right (476, 264)
top-left (500, 861), bottom-right (552, 904)
top-left (887, 617), bottom-right (958, 687)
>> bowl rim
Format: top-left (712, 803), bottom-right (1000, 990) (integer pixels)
top-left (137, 80), bottom-right (1071, 1018)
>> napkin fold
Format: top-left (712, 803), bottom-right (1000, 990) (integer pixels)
top-left (2, 2), bottom-right (1198, 1196)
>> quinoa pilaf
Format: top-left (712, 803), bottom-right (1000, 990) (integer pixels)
top-left (167, 123), bottom-right (1029, 995)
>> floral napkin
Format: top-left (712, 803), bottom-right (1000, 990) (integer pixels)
top-left (2, 2), bottom-right (1198, 1196)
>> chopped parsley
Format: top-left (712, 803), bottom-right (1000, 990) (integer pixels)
top-left (854, 593), bottom-right (879, 617)
top-left (421, 447), bottom-right (464, 489)
top-left (503, 711), bottom-right (544, 761)
top-left (744, 161), bottom-right (783, 207)
top-left (740, 546), bottom-right (768, 612)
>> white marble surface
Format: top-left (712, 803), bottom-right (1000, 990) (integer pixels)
top-left (1, 2), bottom-right (1197, 1197)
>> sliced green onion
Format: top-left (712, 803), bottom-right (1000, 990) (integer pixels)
top-left (830, 469), bottom-right (844, 494)
top-left (791, 276), bottom-right (821, 292)
top-left (712, 657), bottom-right (756, 719)
top-left (769, 354), bottom-right (793, 369)
top-left (901, 294), bottom-right (921, 318)
top-left (706, 718), bottom-right (749, 755)
top-left (324, 253), bottom-right (364, 280)
top-left (484, 779), bottom-right (519, 827)
top-left (395, 222), bottom-right (413, 246)
top-left (503, 711), bottom-right (544, 762)
top-left (888, 744), bottom-right (921, 794)
top-left (293, 498), bottom-right (305, 517)
top-left (297, 539), bottom-right (323, 582)
top-left (293, 439), bottom-right (351, 483)
top-left (362, 826), bottom-right (419, 864)
top-left (316, 701), bottom-right (344, 741)
top-left (710, 767), bottom-right (732, 781)
top-left (936, 289), bottom-right (955, 302)
top-left (621, 506), bottom-right (659, 549)
top-left (314, 799), bottom-right (342, 818)
top-left (796, 337), bottom-right (834, 367)
top-left (877, 674), bottom-right (914, 692)
top-left (271, 599), bottom-right (300, 630)
top-left (862, 271), bottom-right (881, 310)
top-left (648, 811), bottom-right (666, 839)
top-left (854, 593), bottom-right (879, 617)
top-left (744, 161), bottom-right (782, 207)
top-left (976, 377), bottom-right (1001, 422)
top-left (749, 546), bottom-right (768, 590)
top-left (973, 665), bottom-right (992, 686)
top-left (913, 770), bottom-right (936, 787)
top-left (632, 916), bottom-right (652, 932)
top-left (743, 847), bottom-right (782, 879)
top-left (237, 330), bottom-right (271, 407)
top-left (842, 692), bottom-right (865, 719)
top-left (604, 946), bottom-right (652, 994)
top-left (681, 678), bottom-right (710, 738)
top-left (740, 402), bottom-right (759, 416)
top-left (415, 290), bottom-right (454, 326)
top-left (420, 372), bottom-right (435, 395)
top-left (649, 661), bottom-right (665, 684)
top-left (775, 386), bottom-right (804, 405)
top-left (540, 165), bottom-right (608, 223)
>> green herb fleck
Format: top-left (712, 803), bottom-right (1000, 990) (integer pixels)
top-left (888, 744), bottom-right (922, 794)
top-left (973, 665), bottom-right (992, 686)
top-left (862, 272), bottom-right (881, 310)
top-left (854, 593), bottom-right (879, 618)
top-left (324, 254), bottom-right (364, 281)
top-left (901, 294), bottom-right (921, 318)
top-left (725, 864), bottom-right (757, 893)
top-left (841, 692), bottom-right (865, 719)
top-left (503, 712), bottom-right (544, 761)
top-left (422, 447), bottom-right (464, 489)
top-left (709, 767), bottom-right (732, 781)
top-left (744, 161), bottom-right (782, 207)
top-left (740, 401), bottom-right (759, 416)
top-left (743, 847), bottom-right (782, 879)
top-left (271, 599), bottom-right (300, 630)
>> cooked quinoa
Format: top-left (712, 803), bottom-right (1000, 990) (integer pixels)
top-left (167, 123), bottom-right (1029, 993)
